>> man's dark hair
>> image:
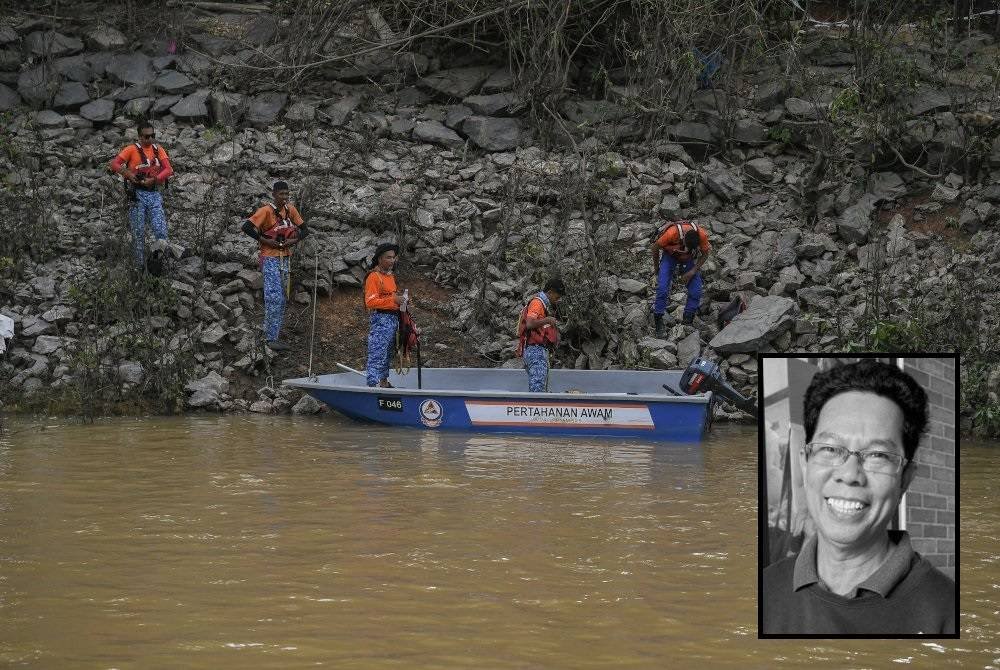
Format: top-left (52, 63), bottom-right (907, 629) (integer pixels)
top-left (136, 119), bottom-right (153, 132)
top-left (273, 180), bottom-right (289, 192)
top-left (544, 277), bottom-right (566, 295)
top-left (684, 229), bottom-right (700, 251)
top-left (803, 359), bottom-right (929, 461)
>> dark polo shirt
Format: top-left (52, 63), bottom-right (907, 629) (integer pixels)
top-left (761, 530), bottom-right (956, 635)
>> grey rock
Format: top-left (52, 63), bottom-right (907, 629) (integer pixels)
top-left (745, 157), bottom-right (775, 181)
top-left (461, 116), bottom-right (523, 152)
top-left (670, 121), bottom-right (716, 144)
top-left (444, 104), bottom-right (474, 129)
top-left (106, 53), bottom-right (157, 87)
top-left (21, 316), bottom-right (54, 337)
top-left (907, 88), bottom-right (951, 116)
top-left (284, 99), bottom-right (317, 123)
top-left (837, 194), bottom-right (877, 244)
top-left (413, 120), bottom-right (464, 149)
top-left (709, 295), bottom-right (796, 353)
top-left (418, 66), bottom-right (493, 99)
top-left (705, 170), bottom-right (744, 202)
top-left (123, 97), bottom-right (153, 117)
top-left (41, 305), bottom-right (75, 324)
top-left (561, 99), bottom-right (627, 124)
top-left (0, 25), bottom-right (17, 45)
top-left (869, 172), bottom-right (906, 200)
top-left (733, 118), bottom-right (767, 144)
top-left (33, 335), bottom-right (70, 355)
top-left (169, 89), bottom-right (210, 119)
top-left (659, 194), bottom-right (682, 218)
top-left (931, 182), bottom-right (960, 203)
top-left (796, 286), bottom-right (837, 310)
top-left (25, 31), bottom-right (83, 57)
top-left (959, 207), bottom-right (981, 234)
top-left (771, 229), bottom-right (801, 269)
top-left (677, 330), bottom-right (701, 366)
top-left (250, 399), bottom-right (273, 414)
top-left (209, 90), bottom-right (246, 126)
top-left (462, 92), bottom-right (525, 116)
top-left (238, 269), bottom-right (263, 290)
top-left (17, 64), bottom-right (58, 106)
top-left (291, 394), bottom-right (326, 414)
top-left (246, 91), bottom-right (287, 126)
top-left (186, 370), bottom-right (229, 395)
top-left (153, 70), bottom-right (195, 94)
top-left (320, 96), bottom-right (359, 126)
top-left (784, 97), bottom-right (826, 119)
top-left (87, 52), bottom-right (114, 77)
top-left (79, 97), bottom-right (115, 122)
top-left (617, 278), bottom-right (646, 294)
top-left (190, 33), bottom-right (236, 56)
top-left (85, 25), bottom-right (127, 51)
top-left (33, 109), bottom-right (65, 128)
top-left (482, 68), bottom-right (514, 93)
top-left (114, 84), bottom-right (152, 102)
top-left (54, 54), bottom-right (93, 82)
top-left (753, 79), bottom-right (789, 109)
top-left (0, 83), bottom-right (20, 111)
top-left (187, 389), bottom-right (220, 409)
top-left (30, 276), bottom-right (57, 299)
top-left (0, 49), bottom-right (19, 71)
top-left (151, 95), bottom-right (181, 115)
top-left (52, 81), bottom-right (89, 109)
top-left (117, 361), bottom-right (144, 385)
top-left (200, 323), bottom-right (227, 345)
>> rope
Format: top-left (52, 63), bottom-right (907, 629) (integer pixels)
top-left (308, 250), bottom-right (318, 380)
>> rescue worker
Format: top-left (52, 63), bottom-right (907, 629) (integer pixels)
top-left (517, 278), bottom-right (565, 393)
top-left (651, 219), bottom-right (711, 336)
top-left (241, 181), bottom-right (308, 351)
top-left (364, 242), bottom-right (408, 388)
top-left (108, 119), bottom-right (174, 268)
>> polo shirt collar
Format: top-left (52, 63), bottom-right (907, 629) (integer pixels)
top-left (792, 530), bottom-right (914, 598)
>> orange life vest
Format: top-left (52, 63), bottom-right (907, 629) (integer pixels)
top-left (516, 295), bottom-right (559, 356)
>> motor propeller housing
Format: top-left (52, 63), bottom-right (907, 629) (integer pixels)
top-left (673, 356), bottom-right (757, 415)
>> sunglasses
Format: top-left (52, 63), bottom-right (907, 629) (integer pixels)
top-left (140, 132), bottom-right (155, 139)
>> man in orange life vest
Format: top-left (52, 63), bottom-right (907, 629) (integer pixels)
top-left (518, 278), bottom-right (565, 392)
top-left (241, 181), bottom-right (308, 351)
top-left (108, 119), bottom-right (174, 267)
top-left (651, 219), bottom-right (711, 336)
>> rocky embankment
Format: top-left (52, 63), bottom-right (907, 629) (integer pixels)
top-left (1, 10), bottom-right (998, 420)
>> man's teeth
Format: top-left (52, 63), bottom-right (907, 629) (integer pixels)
top-left (827, 498), bottom-right (865, 513)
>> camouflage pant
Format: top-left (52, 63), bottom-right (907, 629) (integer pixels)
top-left (366, 311), bottom-right (399, 387)
top-left (523, 344), bottom-right (549, 392)
top-left (261, 256), bottom-right (289, 342)
top-left (129, 189), bottom-right (168, 267)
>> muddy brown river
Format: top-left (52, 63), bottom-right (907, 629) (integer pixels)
top-left (0, 416), bottom-right (997, 668)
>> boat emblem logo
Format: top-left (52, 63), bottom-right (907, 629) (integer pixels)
top-left (418, 399), bottom-right (443, 428)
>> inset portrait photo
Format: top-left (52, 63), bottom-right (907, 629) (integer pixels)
top-left (758, 355), bottom-right (958, 638)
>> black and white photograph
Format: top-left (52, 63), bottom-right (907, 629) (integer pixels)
top-left (759, 355), bottom-right (959, 637)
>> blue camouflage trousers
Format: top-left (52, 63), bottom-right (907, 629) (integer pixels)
top-left (129, 189), bottom-right (168, 267)
top-left (366, 311), bottom-right (399, 386)
top-left (262, 256), bottom-right (290, 342)
top-left (523, 344), bottom-right (549, 392)
top-left (653, 254), bottom-right (703, 318)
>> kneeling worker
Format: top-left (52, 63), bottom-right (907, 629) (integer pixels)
top-left (651, 219), bottom-right (711, 336)
top-left (517, 278), bottom-right (565, 392)
top-left (241, 181), bottom-right (308, 351)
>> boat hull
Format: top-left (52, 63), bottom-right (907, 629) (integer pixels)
top-left (285, 369), bottom-right (712, 441)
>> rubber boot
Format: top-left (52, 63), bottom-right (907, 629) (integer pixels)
top-left (682, 311), bottom-right (695, 325)
top-left (654, 314), bottom-right (665, 338)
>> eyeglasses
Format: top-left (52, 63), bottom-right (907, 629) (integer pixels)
top-left (804, 442), bottom-right (907, 475)
top-left (140, 132), bottom-right (155, 139)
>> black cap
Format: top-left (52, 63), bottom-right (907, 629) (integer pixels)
top-left (371, 242), bottom-right (400, 267)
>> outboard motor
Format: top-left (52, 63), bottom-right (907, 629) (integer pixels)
top-left (668, 356), bottom-right (757, 415)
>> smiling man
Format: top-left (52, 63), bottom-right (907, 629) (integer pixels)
top-left (761, 359), bottom-right (956, 635)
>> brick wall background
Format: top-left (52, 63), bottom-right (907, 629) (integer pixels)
top-left (903, 357), bottom-right (957, 580)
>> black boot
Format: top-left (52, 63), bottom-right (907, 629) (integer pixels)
top-left (654, 314), bottom-right (665, 338)
top-left (682, 311), bottom-right (695, 325)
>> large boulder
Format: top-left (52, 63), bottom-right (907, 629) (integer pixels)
top-left (79, 97), bottom-right (115, 122)
top-left (0, 83), bottom-right (22, 111)
top-left (209, 90), bottom-right (246, 126)
top-left (246, 91), bottom-right (287, 126)
top-left (106, 53), bottom-right (157, 87)
top-left (54, 54), bottom-right (93, 83)
top-left (461, 116), bottom-right (524, 151)
top-left (17, 64), bottom-right (58, 106)
top-left (836, 194), bottom-right (877, 244)
top-left (52, 81), bottom-right (90, 110)
top-left (708, 295), bottom-right (796, 353)
top-left (418, 66), bottom-right (493, 99)
top-left (705, 170), bottom-right (744, 202)
top-left (169, 89), bottom-right (210, 119)
top-left (153, 70), bottom-right (195, 94)
top-left (25, 31), bottom-right (83, 57)
top-left (412, 120), bottom-right (464, 149)
top-left (85, 25), bottom-right (127, 51)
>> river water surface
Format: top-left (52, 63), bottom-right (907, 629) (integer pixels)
top-left (0, 416), bottom-right (997, 668)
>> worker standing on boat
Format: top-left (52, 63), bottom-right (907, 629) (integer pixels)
top-left (241, 180), bottom-right (308, 351)
top-left (517, 278), bottom-right (565, 392)
top-left (651, 219), bottom-right (711, 336)
top-left (364, 242), bottom-right (407, 388)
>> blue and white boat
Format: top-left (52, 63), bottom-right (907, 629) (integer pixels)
top-left (283, 365), bottom-right (714, 441)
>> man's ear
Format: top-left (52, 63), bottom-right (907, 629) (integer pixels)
top-left (900, 458), bottom-right (917, 493)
